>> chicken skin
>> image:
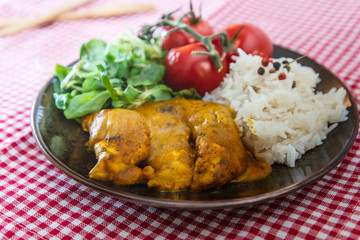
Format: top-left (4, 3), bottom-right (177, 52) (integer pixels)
top-left (82, 109), bottom-right (150, 185)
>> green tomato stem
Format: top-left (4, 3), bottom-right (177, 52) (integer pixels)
top-left (163, 19), bottom-right (223, 71)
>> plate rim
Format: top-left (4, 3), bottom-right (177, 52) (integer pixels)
top-left (31, 45), bottom-right (359, 209)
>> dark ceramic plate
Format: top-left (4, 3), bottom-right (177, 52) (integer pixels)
top-left (31, 46), bottom-right (358, 209)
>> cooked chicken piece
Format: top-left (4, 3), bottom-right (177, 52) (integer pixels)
top-left (135, 102), bottom-right (196, 191)
top-left (82, 98), bottom-right (257, 191)
top-left (137, 98), bottom-right (249, 191)
top-left (183, 100), bottom-right (249, 191)
top-left (234, 157), bottom-right (272, 182)
top-left (82, 109), bottom-right (150, 185)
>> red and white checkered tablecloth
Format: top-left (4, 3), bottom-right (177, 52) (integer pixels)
top-left (1, 0), bottom-right (359, 239)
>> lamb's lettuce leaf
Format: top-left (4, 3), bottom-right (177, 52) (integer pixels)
top-left (53, 31), bottom-right (200, 120)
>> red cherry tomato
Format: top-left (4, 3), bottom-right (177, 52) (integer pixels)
top-left (161, 14), bottom-right (214, 51)
top-left (164, 43), bottom-right (228, 96)
top-left (225, 23), bottom-right (273, 63)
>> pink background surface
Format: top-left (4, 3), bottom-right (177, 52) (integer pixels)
top-left (1, 0), bottom-right (359, 239)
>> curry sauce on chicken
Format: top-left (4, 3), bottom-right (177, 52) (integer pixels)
top-left (82, 98), bottom-right (272, 191)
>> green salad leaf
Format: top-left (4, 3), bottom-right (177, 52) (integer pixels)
top-left (53, 31), bottom-right (201, 120)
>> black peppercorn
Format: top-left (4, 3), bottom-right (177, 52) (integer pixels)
top-left (257, 67), bottom-right (265, 75)
top-left (273, 62), bottom-right (280, 70)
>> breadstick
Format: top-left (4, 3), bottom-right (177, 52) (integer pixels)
top-left (0, 18), bottom-right (18, 28)
top-left (57, 3), bottom-right (154, 21)
top-left (0, 0), bottom-right (92, 36)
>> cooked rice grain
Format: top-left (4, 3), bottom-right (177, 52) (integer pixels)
top-left (203, 50), bottom-right (348, 167)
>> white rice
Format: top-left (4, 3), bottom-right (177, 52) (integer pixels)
top-left (203, 49), bottom-right (348, 167)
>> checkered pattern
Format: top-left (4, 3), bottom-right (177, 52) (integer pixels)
top-left (0, 0), bottom-right (359, 239)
